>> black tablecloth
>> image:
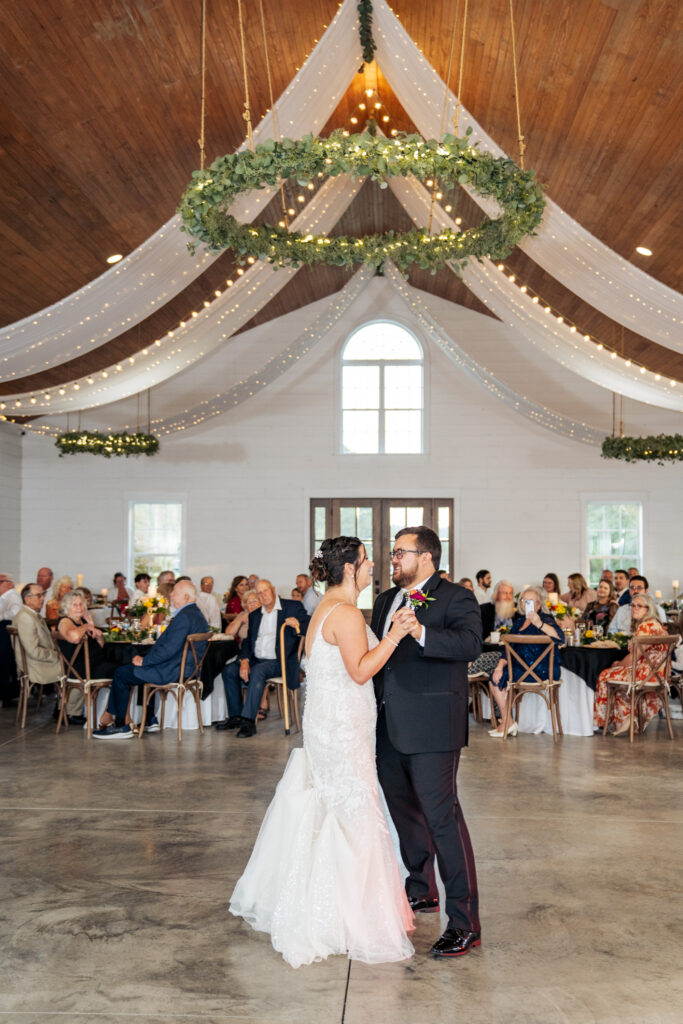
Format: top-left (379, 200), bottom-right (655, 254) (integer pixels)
top-left (102, 638), bottom-right (238, 698)
top-left (561, 646), bottom-right (624, 691)
top-left (482, 640), bottom-right (623, 691)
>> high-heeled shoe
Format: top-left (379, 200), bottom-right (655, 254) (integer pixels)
top-left (488, 721), bottom-right (518, 738)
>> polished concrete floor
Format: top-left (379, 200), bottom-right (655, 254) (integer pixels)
top-left (1, 697), bottom-right (682, 1024)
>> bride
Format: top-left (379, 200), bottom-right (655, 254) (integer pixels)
top-left (229, 536), bottom-right (416, 967)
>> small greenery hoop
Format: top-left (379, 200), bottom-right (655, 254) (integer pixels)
top-left (55, 431), bottom-right (159, 458)
top-left (178, 129), bottom-right (545, 274)
top-left (601, 434), bottom-right (683, 465)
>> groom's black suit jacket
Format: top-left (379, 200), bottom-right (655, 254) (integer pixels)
top-left (371, 573), bottom-right (482, 754)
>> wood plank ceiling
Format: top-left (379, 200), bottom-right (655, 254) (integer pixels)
top-left (0, 0), bottom-right (681, 404)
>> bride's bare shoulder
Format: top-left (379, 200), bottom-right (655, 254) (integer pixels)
top-left (318, 601), bottom-right (364, 644)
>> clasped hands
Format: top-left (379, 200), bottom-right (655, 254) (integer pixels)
top-left (389, 606), bottom-right (421, 642)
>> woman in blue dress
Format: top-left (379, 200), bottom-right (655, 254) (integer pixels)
top-left (488, 586), bottom-right (564, 737)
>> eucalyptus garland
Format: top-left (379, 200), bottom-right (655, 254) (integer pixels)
top-left (601, 434), bottom-right (683, 464)
top-left (178, 129), bottom-right (545, 274)
top-left (357, 0), bottom-right (377, 66)
top-left (55, 431), bottom-right (159, 458)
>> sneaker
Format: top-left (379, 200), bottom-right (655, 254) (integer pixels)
top-left (144, 716), bottom-right (160, 733)
top-left (92, 724), bottom-right (133, 740)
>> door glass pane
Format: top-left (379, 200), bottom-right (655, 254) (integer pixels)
top-left (342, 365), bottom-right (379, 409)
top-left (384, 365), bottom-right (423, 409)
top-left (339, 506), bottom-right (356, 535)
top-left (384, 410), bottom-right (422, 453)
top-left (437, 506), bottom-right (450, 539)
top-left (440, 542), bottom-right (450, 573)
top-left (314, 507), bottom-right (326, 540)
top-left (342, 410), bottom-right (379, 453)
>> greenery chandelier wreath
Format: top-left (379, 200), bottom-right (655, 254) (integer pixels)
top-left (178, 128), bottom-right (545, 275)
top-left (55, 431), bottom-right (159, 459)
top-left (601, 434), bottom-right (683, 465)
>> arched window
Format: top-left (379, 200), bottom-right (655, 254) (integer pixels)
top-left (341, 321), bottom-right (424, 454)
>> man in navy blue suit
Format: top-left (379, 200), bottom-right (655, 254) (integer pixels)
top-left (216, 578), bottom-right (308, 738)
top-left (93, 579), bottom-right (209, 739)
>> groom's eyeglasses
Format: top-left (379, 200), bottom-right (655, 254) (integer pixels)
top-left (390, 548), bottom-right (420, 560)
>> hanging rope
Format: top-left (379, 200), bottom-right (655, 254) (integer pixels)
top-left (147, 388), bottom-right (151, 435)
top-left (237, 0), bottom-right (254, 150)
top-left (198, 0), bottom-right (207, 169)
top-left (428, 0), bottom-right (461, 234)
top-left (508, 0), bottom-right (526, 168)
top-left (453, 0), bottom-right (469, 137)
top-left (258, 0), bottom-right (288, 224)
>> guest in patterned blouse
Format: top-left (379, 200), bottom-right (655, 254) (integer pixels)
top-left (488, 586), bottom-right (564, 737)
top-left (594, 594), bottom-right (669, 736)
top-left (583, 579), bottom-right (619, 630)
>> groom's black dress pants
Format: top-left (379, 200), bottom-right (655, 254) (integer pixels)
top-left (377, 709), bottom-right (480, 933)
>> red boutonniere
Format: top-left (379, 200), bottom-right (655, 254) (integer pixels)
top-left (406, 588), bottom-right (435, 610)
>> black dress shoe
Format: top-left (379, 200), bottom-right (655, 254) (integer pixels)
top-left (215, 716), bottom-right (242, 731)
top-left (67, 714), bottom-right (87, 725)
top-left (236, 720), bottom-right (257, 738)
top-left (430, 928), bottom-right (481, 958)
top-left (408, 896), bottom-right (440, 913)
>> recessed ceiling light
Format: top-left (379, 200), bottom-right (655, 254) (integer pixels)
top-left (635, 246), bottom-right (652, 256)
top-left (106, 253), bottom-right (123, 264)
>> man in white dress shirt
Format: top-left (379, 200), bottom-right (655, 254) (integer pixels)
top-left (199, 576), bottom-right (223, 626)
top-left (608, 575), bottom-right (667, 632)
top-left (473, 569), bottom-right (492, 605)
top-left (295, 573), bottom-right (321, 615)
top-left (0, 575), bottom-right (22, 622)
top-left (130, 572), bottom-right (151, 607)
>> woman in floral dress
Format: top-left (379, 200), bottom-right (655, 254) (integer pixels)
top-left (594, 593), bottom-right (668, 735)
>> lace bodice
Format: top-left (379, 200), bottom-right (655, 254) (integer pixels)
top-left (302, 606), bottom-right (379, 817)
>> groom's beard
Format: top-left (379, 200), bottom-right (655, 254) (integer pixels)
top-left (392, 564), bottom-right (424, 589)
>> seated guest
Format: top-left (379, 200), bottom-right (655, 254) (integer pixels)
top-left (216, 578), bottom-right (308, 737)
top-left (295, 573), bottom-right (321, 615)
top-left (225, 575), bottom-right (248, 615)
top-left (291, 588), bottom-right (302, 600)
top-left (57, 590), bottom-right (118, 720)
top-left (627, 567), bottom-right (639, 579)
top-left (594, 593), bottom-right (668, 735)
top-left (12, 583), bottom-right (72, 717)
top-left (200, 576), bottom-right (222, 624)
top-left (561, 573), bottom-right (597, 612)
top-left (224, 590), bottom-right (261, 643)
top-left (439, 570), bottom-right (452, 582)
top-left (93, 580), bottom-right (209, 739)
top-left (247, 573), bottom-right (260, 589)
top-left (600, 569), bottom-right (614, 584)
top-left (36, 567), bottom-right (54, 595)
top-left (613, 568), bottom-right (631, 606)
top-left (0, 574), bottom-right (21, 622)
top-left (609, 575), bottom-right (667, 632)
top-left (473, 569), bottom-right (492, 605)
top-left (45, 576), bottom-right (73, 623)
top-left (542, 573), bottom-right (561, 601)
top-left (157, 570), bottom-right (176, 587)
top-left (584, 579), bottom-right (618, 629)
top-left (480, 580), bottom-right (516, 639)
top-left (458, 577), bottom-right (473, 590)
top-left (177, 575), bottom-right (221, 629)
top-left (488, 587), bottom-right (564, 737)
top-left (108, 572), bottom-right (133, 609)
top-left (131, 573), bottom-right (151, 606)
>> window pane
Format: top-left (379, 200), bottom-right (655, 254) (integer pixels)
top-left (342, 365), bottom-right (379, 409)
top-left (344, 322), bottom-right (422, 361)
top-left (384, 365), bottom-right (423, 409)
top-left (438, 506), bottom-right (450, 539)
top-left (343, 411), bottom-right (379, 453)
top-left (314, 507), bottom-right (326, 539)
top-left (384, 410), bottom-right (422, 453)
top-left (133, 503), bottom-right (181, 554)
top-left (441, 542), bottom-right (450, 572)
top-left (357, 506), bottom-right (373, 543)
top-left (586, 503), bottom-right (641, 587)
top-left (339, 507), bottom-right (357, 535)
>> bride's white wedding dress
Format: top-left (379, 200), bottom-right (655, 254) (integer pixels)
top-left (229, 604), bottom-right (414, 968)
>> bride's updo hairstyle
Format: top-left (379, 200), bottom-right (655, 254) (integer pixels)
top-left (310, 536), bottom-right (364, 586)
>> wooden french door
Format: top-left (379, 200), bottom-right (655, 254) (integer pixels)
top-left (310, 499), bottom-right (454, 613)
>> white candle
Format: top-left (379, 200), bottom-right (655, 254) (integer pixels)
top-left (673, 580), bottom-right (679, 589)
top-left (655, 590), bottom-right (662, 599)
top-left (101, 588), bottom-right (108, 598)
top-left (76, 573), bottom-right (83, 588)
top-left (549, 592), bottom-right (559, 605)
top-left (149, 584), bottom-right (157, 597)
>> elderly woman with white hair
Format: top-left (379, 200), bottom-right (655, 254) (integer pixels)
top-left (56, 589), bottom-right (118, 722)
top-left (488, 586), bottom-right (564, 737)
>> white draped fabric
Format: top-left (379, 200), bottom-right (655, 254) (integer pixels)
top-left (91, 667), bottom-right (233, 731)
top-left (372, 0), bottom-right (682, 350)
top-left (388, 175), bottom-right (683, 412)
top-left (0, 0), bottom-right (362, 380)
top-left (7, 174), bottom-right (363, 414)
top-left (480, 670), bottom-right (595, 737)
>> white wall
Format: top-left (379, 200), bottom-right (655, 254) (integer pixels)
top-left (18, 281), bottom-right (683, 598)
top-left (0, 421), bottom-right (22, 577)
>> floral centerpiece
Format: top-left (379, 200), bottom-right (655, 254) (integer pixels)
top-left (128, 595), bottom-right (169, 620)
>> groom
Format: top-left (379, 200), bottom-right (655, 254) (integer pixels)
top-left (371, 526), bottom-right (483, 958)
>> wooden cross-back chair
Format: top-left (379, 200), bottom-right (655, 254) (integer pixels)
top-left (265, 622), bottom-right (305, 735)
top-left (501, 634), bottom-right (563, 742)
top-left (601, 633), bottom-right (679, 743)
top-left (53, 635), bottom-right (114, 738)
top-left (8, 625), bottom-right (65, 730)
top-left (467, 671), bottom-right (497, 727)
top-left (138, 632), bottom-right (212, 742)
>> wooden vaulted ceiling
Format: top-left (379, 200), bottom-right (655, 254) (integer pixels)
top-left (0, 0), bottom-right (681, 403)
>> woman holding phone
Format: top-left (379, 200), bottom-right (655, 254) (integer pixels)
top-left (488, 586), bottom-right (564, 737)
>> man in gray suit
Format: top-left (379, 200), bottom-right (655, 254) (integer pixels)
top-left (13, 583), bottom-right (84, 722)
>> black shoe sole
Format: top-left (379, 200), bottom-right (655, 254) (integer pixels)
top-left (431, 939), bottom-right (481, 958)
